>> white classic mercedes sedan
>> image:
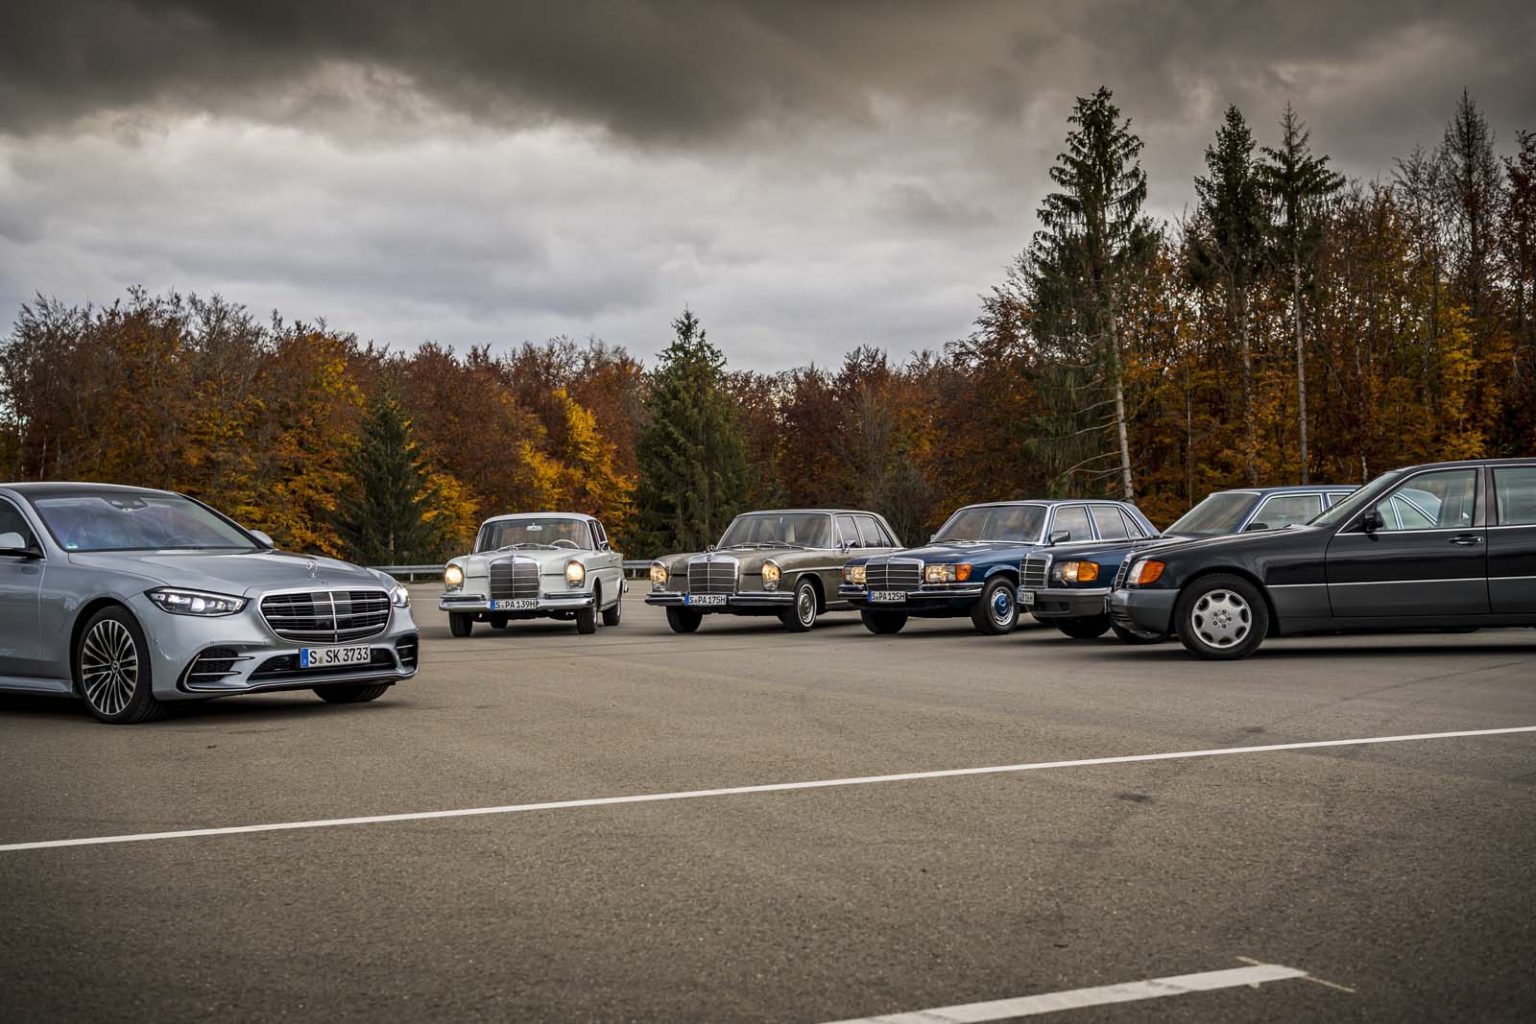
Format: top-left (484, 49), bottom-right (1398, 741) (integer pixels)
top-left (439, 513), bottom-right (625, 636)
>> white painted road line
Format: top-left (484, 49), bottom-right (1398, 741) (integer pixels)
top-left (2, 725), bottom-right (1532, 853)
top-left (816, 962), bottom-right (1311, 1023)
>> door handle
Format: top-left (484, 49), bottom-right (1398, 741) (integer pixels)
top-left (1449, 534), bottom-right (1483, 546)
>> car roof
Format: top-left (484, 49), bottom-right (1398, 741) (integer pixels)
top-left (1208, 484), bottom-right (1356, 496)
top-left (2, 481), bottom-right (179, 499)
top-left (1390, 458), bottom-right (1536, 473)
top-left (480, 511), bottom-right (598, 523)
top-left (733, 508), bottom-right (882, 516)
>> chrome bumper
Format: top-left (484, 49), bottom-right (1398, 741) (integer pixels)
top-left (439, 592), bottom-right (595, 613)
top-left (644, 590), bottom-right (792, 609)
top-left (837, 583), bottom-right (985, 602)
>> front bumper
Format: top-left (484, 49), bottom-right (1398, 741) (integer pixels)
top-left (129, 593), bottom-right (420, 701)
top-left (1025, 585), bottom-right (1112, 620)
top-left (1107, 588), bottom-right (1178, 635)
top-left (644, 590), bottom-right (792, 611)
top-left (439, 591), bottom-right (595, 616)
top-left (837, 582), bottom-right (983, 615)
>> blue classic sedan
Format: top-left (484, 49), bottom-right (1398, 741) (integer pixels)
top-left (838, 500), bottom-right (1158, 635)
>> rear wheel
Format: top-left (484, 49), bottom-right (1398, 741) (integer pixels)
top-left (449, 613), bottom-right (473, 638)
top-left (666, 607), bottom-right (703, 634)
top-left (1111, 623), bottom-right (1166, 645)
top-left (314, 683), bottom-right (391, 704)
top-left (76, 606), bottom-right (165, 724)
top-left (1055, 615), bottom-right (1111, 640)
top-left (779, 578), bottom-right (819, 632)
top-left (971, 577), bottom-right (1019, 635)
top-left (1176, 574), bottom-right (1269, 660)
top-left (860, 609), bottom-right (908, 634)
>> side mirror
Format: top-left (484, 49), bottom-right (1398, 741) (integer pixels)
top-left (250, 529), bottom-right (275, 549)
top-left (1049, 530), bottom-right (1071, 545)
top-left (1244, 521), bottom-right (1269, 532)
top-left (929, 533), bottom-right (940, 544)
top-left (0, 532), bottom-right (40, 558)
top-left (1359, 508), bottom-right (1385, 534)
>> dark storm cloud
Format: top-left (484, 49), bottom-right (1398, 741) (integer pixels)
top-left (5, 1), bottom-right (1530, 143)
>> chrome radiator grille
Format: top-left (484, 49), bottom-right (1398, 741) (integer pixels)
top-left (688, 555), bottom-right (739, 594)
top-left (865, 558), bottom-right (921, 591)
top-left (260, 590), bottom-right (391, 643)
top-left (1112, 558), bottom-right (1132, 590)
top-left (489, 558), bottom-right (539, 600)
top-left (1020, 554), bottom-right (1051, 589)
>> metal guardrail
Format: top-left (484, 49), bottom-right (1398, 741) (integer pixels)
top-left (375, 561), bottom-right (655, 581)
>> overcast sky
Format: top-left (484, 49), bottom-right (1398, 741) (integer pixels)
top-left (2, 1), bottom-right (1532, 370)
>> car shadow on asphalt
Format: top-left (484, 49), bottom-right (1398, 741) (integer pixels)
top-left (0, 690), bottom-right (410, 726)
top-left (1028, 635), bottom-right (1536, 660)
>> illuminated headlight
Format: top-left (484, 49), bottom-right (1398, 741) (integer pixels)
top-left (1051, 560), bottom-right (1100, 584)
top-left (924, 562), bottom-right (972, 584)
top-left (390, 584), bottom-right (410, 608)
top-left (565, 560), bottom-right (586, 586)
top-left (843, 563), bottom-right (867, 586)
top-left (444, 564), bottom-right (465, 589)
top-left (650, 561), bottom-right (669, 588)
top-left (1128, 559), bottom-right (1166, 586)
top-left (761, 560), bottom-right (782, 590)
top-left (146, 588), bottom-right (246, 616)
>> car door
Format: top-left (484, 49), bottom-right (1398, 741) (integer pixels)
top-left (1049, 504), bottom-right (1096, 544)
top-left (1488, 464), bottom-right (1536, 613)
top-left (1325, 467), bottom-right (1488, 617)
top-left (0, 496), bottom-right (45, 677)
top-left (589, 520), bottom-right (623, 603)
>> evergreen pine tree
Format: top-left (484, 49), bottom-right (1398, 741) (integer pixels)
top-left (334, 395), bottom-right (448, 565)
top-left (632, 310), bottom-right (748, 552)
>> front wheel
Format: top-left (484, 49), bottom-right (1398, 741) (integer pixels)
top-left (575, 600), bottom-right (597, 635)
top-left (1175, 574), bottom-right (1269, 660)
top-left (860, 609), bottom-right (908, 634)
top-left (602, 594), bottom-right (622, 626)
top-left (1055, 615), bottom-right (1111, 640)
top-left (76, 606), bottom-right (165, 724)
top-left (971, 577), bottom-right (1019, 635)
top-left (779, 578), bottom-right (819, 632)
top-left (449, 613), bottom-right (473, 638)
top-left (666, 607), bottom-right (703, 634)
top-left (314, 683), bottom-right (391, 704)
top-left (1111, 623), bottom-right (1166, 645)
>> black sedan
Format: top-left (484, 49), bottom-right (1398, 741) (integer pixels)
top-left (1108, 458), bottom-right (1536, 659)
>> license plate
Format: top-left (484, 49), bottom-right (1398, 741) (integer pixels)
top-left (490, 599), bottom-right (537, 611)
top-left (1016, 588), bottom-right (1036, 607)
top-left (300, 645), bottom-right (372, 669)
top-left (870, 590), bottom-right (906, 603)
top-left (685, 594), bottom-right (727, 606)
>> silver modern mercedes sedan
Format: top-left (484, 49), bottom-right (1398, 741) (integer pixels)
top-left (0, 483), bottom-right (419, 723)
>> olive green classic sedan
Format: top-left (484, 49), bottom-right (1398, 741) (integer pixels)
top-left (646, 509), bottom-right (902, 633)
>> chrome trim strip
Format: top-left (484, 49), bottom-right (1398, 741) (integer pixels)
top-left (1326, 577), bottom-right (1488, 586)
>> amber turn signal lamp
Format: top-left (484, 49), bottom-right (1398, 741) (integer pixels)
top-left (956, 563), bottom-right (972, 582)
top-left (1132, 560), bottom-right (1165, 586)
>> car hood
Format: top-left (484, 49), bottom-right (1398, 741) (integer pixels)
top-left (458, 549), bottom-right (591, 573)
top-left (656, 547), bottom-right (827, 573)
top-left (68, 549), bottom-right (387, 596)
top-left (868, 540), bottom-right (1045, 564)
top-left (1125, 525), bottom-right (1321, 561)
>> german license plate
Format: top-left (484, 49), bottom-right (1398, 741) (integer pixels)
top-left (685, 594), bottom-right (727, 606)
top-left (490, 598), bottom-right (537, 611)
top-left (300, 645), bottom-right (371, 669)
top-left (870, 590), bottom-right (906, 603)
top-left (1016, 588), bottom-right (1036, 607)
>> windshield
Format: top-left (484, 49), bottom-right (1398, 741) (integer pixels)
top-left (718, 513), bottom-right (833, 549)
top-left (1309, 471), bottom-right (1401, 529)
top-left (1166, 492), bottom-right (1261, 537)
top-left (477, 518), bottom-right (591, 551)
top-left (30, 493), bottom-right (258, 553)
top-left (934, 504), bottom-right (1047, 543)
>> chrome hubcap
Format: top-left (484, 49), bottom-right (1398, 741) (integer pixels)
top-left (81, 620), bottom-right (138, 716)
top-left (1191, 589), bottom-right (1251, 649)
top-left (798, 587), bottom-right (815, 625)
top-left (990, 589), bottom-right (1014, 625)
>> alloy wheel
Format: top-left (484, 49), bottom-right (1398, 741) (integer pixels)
top-left (80, 619), bottom-right (139, 717)
top-left (1190, 589), bottom-right (1251, 649)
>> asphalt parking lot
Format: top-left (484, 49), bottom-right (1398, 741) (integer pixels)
top-left (2, 588), bottom-right (1534, 1022)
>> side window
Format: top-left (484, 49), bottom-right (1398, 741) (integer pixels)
top-left (1091, 505), bottom-right (1131, 540)
top-left (1051, 505), bottom-right (1093, 542)
top-left (0, 498), bottom-right (37, 547)
top-left (1252, 493), bottom-right (1323, 529)
top-left (856, 515), bottom-right (885, 547)
top-left (1369, 469), bottom-right (1477, 531)
top-left (1325, 491), bottom-right (1354, 508)
top-left (591, 521), bottom-right (607, 549)
top-left (1494, 467), bottom-right (1536, 526)
top-left (1120, 509), bottom-right (1149, 538)
top-left (836, 515), bottom-right (861, 547)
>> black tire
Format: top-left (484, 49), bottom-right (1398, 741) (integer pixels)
top-left (1055, 614), bottom-right (1112, 640)
top-left (75, 605), bottom-right (166, 724)
top-left (1175, 573), bottom-right (1269, 660)
top-left (449, 613), bottom-right (474, 638)
top-left (1111, 623), bottom-right (1166, 645)
top-left (314, 683), bottom-right (392, 704)
top-left (666, 607), bottom-right (703, 634)
top-left (970, 576), bottom-right (1019, 635)
top-left (575, 601), bottom-right (597, 635)
top-left (489, 615), bottom-right (509, 630)
top-left (860, 609), bottom-right (908, 634)
top-left (602, 593), bottom-right (622, 626)
top-left (779, 577), bottom-right (819, 632)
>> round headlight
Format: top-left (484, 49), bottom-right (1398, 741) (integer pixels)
top-left (565, 560), bottom-right (586, 586)
top-left (444, 564), bottom-right (465, 588)
top-left (761, 560), bottom-right (782, 590)
top-left (650, 561), bottom-right (669, 588)
top-left (844, 564), bottom-right (867, 586)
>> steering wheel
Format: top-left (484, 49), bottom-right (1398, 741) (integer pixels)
top-left (551, 538), bottom-right (579, 549)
